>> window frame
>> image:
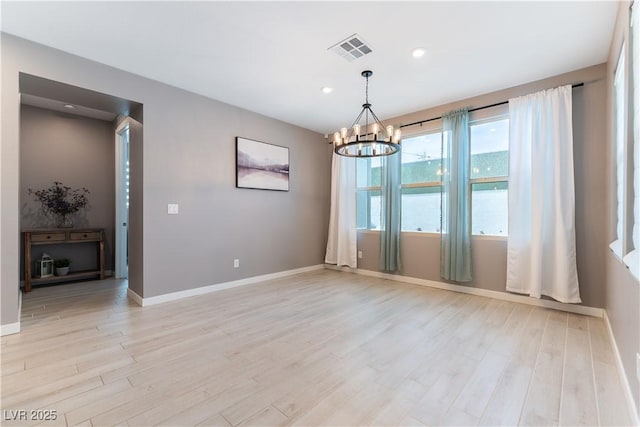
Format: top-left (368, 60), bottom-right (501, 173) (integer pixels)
top-left (622, 1), bottom-right (640, 280)
top-left (399, 128), bottom-right (444, 233)
top-left (611, 41), bottom-right (630, 258)
top-left (355, 153), bottom-right (381, 230)
top-left (469, 115), bottom-right (509, 236)
top-left (356, 112), bottom-right (510, 236)
top-left (356, 126), bottom-right (444, 232)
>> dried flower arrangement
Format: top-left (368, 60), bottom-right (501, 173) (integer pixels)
top-left (28, 181), bottom-right (90, 228)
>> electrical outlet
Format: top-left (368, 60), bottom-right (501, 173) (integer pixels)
top-left (167, 204), bottom-right (179, 214)
top-left (636, 353), bottom-right (640, 382)
top-left (358, 251), bottom-right (363, 259)
top-left (233, 259), bottom-right (239, 268)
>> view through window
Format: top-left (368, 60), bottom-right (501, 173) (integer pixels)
top-left (356, 116), bottom-right (509, 236)
top-left (470, 118), bottom-right (509, 235)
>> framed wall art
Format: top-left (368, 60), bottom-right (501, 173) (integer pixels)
top-left (236, 137), bottom-right (289, 191)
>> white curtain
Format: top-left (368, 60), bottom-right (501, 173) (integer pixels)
top-left (325, 152), bottom-right (357, 268)
top-left (506, 85), bottom-right (581, 303)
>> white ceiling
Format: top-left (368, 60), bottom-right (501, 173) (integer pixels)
top-left (1, 1), bottom-right (618, 134)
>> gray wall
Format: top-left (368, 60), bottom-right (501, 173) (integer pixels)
top-left (126, 116), bottom-right (144, 297)
top-left (357, 64), bottom-right (608, 309)
top-left (1, 33), bottom-right (331, 326)
top-left (138, 89), bottom-right (331, 298)
top-left (358, 232), bottom-right (508, 291)
top-left (605, 1), bottom-right (639, 415)
top-left (20, 105), bottom-right (115, 274)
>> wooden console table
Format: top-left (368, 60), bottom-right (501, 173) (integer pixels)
top-left (23, 228), bottom-right (105, 292)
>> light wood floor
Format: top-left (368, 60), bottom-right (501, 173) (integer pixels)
top-left (1, 270), bottom-right (633, 426)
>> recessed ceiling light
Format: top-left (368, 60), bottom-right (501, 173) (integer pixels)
top-left (322, 87), bottom-right (334, 94)
top-left (63, 104), bottom-right (76, 110)
top-left (412, 47), bottom-right (426, 58)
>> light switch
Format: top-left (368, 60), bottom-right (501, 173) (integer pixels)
top-left (167, 204), bottom-right (179, 214)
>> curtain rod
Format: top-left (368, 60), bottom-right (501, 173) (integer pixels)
top-left (399, 82), bottom-right (584, 129)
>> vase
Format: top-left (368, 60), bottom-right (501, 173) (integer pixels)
top-left (57, 214), bottom-right (73, 228)
top-left (55, 267), bottom-right (69, 276)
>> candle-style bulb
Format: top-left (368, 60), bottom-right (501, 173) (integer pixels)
top-left (353, 124), bottom-right (361, 141)
top-left (333, 132), bottom-right (340, 145)
top-left (386, 125), bottom-right (394, 142)
top-left (393, 128), bottom-right (402, 143)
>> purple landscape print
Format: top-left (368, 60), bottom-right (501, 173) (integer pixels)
top-left (236, 137), bottom-right (289, 191)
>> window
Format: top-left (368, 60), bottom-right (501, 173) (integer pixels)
top-left (610, 4), bottom-right (640, 280)
top-left (611, 44), bottom-right (627, 257)
top-left (357, 132), bottom-right (443, 232)
top-left (356, 157), bottom-right (381, 229)
top-left (400, 132), bottom-right (442, 232)
top-left (624, 3), bottom-right (639, 278)
top-left (357, 118), bottom-right (509, 236)
top-left (470, 118), bottom-right (509, 235)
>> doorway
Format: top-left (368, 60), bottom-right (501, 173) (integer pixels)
top-left (15, 73), bottom-right (144, 333)
top-left (115, 121), bottom-right (130, 279)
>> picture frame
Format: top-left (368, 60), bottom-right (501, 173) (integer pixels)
top-left (236, 137), bottom-right (290, 191)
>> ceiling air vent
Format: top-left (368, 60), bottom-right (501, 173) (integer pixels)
top-left (328, 34), bottom-right (372, 62)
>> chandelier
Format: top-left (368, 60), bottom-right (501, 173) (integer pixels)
top-left (332, 70), bottom-right (401, 157)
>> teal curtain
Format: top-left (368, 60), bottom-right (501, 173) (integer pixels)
top-left (440, 108), bottom-right (472, 282)
top-left (380, 152), bottom-right (402, 271)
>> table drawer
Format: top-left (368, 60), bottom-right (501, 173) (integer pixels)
top-left (31, 232), bottom-right (66, 242)
top-left (70, 231), bottom-right (101, 241)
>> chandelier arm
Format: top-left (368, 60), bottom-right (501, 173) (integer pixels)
top-left (368, 109), bottom-right (388, 136)
top-left (349, 107), bottom-right (367, 133)
top-left (368, 108), bottom-right (384, 125)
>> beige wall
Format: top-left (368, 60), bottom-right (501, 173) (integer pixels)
top-left (1, 33), bottom-right (332, 326)
top-left (605, 1), bottom-right (639, 416)
top-left (358, 64), bottom-right (608, 309)
top-left (19, 105), bottom-right (115, 274)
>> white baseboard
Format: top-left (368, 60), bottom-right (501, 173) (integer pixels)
top-left (603, 311), bottom-right (640, 426)
top-left (0, 322), bottom-right (20, 336)
top-left (326, 265), bottom-right (604, 318)
top-left (127, 264), bottom-right (326, 307)
top-left (2, 291), bottom-right (23, 336)
top-left (126, 287), bottom-right (144, 306)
